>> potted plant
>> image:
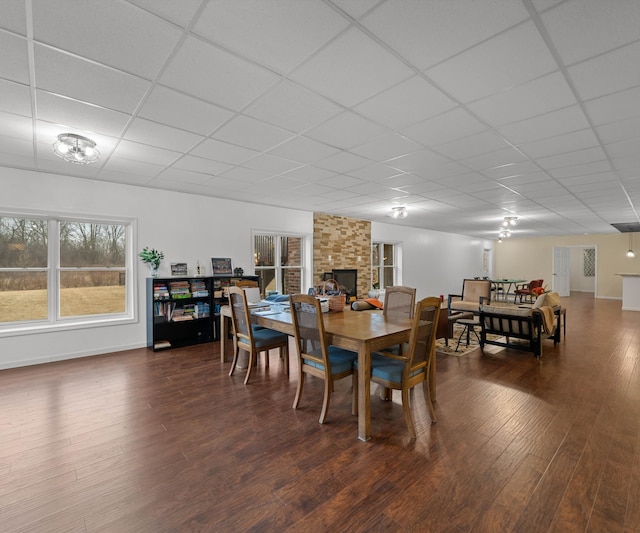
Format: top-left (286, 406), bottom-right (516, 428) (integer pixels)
top-left (139, 246), bottom-right (164, 277)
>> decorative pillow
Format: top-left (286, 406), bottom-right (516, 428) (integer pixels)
top-left (532, 294), bottom-right (546, 309)
top-left (544, 291), bottom-right (560, 307)
top-left (351, 300), bottom-right (374, 311)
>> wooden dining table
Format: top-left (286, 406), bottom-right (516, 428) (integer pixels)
top-left (220, 306), bottom-right (412, 441)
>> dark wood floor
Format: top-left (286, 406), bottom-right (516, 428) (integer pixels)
top-left (1, 293), bottom-right (640, 532)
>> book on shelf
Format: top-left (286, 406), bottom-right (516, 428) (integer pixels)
top-left (172, 315), bottom-right (194, 322)
top-left (153, 283), bottom-right (169, 299)
top-left (190, 279), bottom-right (208, 297)
top-left (169, 280), bottom-right (191, 298)
top-left (154, 340), bottom-right (171, 349)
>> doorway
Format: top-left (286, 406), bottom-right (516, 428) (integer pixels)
top-left (553, 246), bottom-right (597, 298)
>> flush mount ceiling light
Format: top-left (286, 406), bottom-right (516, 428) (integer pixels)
top-left (53, 133), bottom-right (100, 165)
top-left (502, 216), bottom-right (518, 227)
top-left (389, 206), bottom-right (407, 219)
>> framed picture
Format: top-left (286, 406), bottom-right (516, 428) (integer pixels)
top-left (211, 257), bottom-right (232, 276)
top-left (171, 262), bottom-right (188, 276)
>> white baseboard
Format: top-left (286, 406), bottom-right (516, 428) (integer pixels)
top-left (0, 342), bottom-right (146, 370)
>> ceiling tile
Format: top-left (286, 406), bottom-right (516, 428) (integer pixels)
top-left (124, 118), bottom-right (204, 152)
top-left (139, 85), bottom-right (234, 136)
top-left (497, 105), bottom-right (590, 144)
top-left (267, 136), bottom-right (340, 163)
top-left (468, 71), bottom-right (576, 126)
top-left (314, 151), bottom-right (372, 173)
top-left (153, 167), bottom-right (211, 185)
top-left (585, 86), bottom-right (640, 125)
top-left (483, 160), bottom-right (541, 179)
top-left (33, 0), bottom-right (182, 79)
top-left (536, 146), bottom-right (607, 170)
top-left (360, 0), bottom-right (529, 69)
top-left (606, 138), bottom-right (640, 158)
top-left (353, 75), bottom-right (457, 130)
top-left (0, 79), bottom-right (32, 117)
top-left (111, 139), bottom-right (182, 166)
top-left (330, 0), bottom-right (381, 20)
top-left (305, 111), bottom-right (388, 149)
top-left (282, 166), bottom-right (339, 183)
top-left (219, 166), bottom-right (270, 183)
top-left (212, 114), bottom-right (294, 152)
top-left (126, 0), bottom-right (203, 28)
top-left (350, 133), bottom-right (423, 161)
top-left (34, 45), bottom-right (151, 113)
top-left (243, 80), bottom-right (343, 132)
top-left (548, 159), bottom-right (612, 179)
top-left (190, 138), bottom-right (258, 165)
top-left (320, 174), bottom-right (367, 189)
top-left (0, 111), bottom-right (32, 140)
top-left (290, 26), bottom-right (414, 107)
top-left (460, 146), bottom-right (527, 172)
top-left (160, 36), bottom-right (281, 111)
top-left (385, 149), bottom-right (450, 173)
top-left (172, 155), bottom-right (233, 176)
top-left (0, 32), bottom-right (29, 84)
top-left (518, 129), bottom-right (600, 159)
top-left (541, 0), bottom-right (640, 65)
top-left (0, 134), bottom-right (33, 161)
top-left (0, 0), bottom-right (26, 34)
top-left (35, 91), bottom-right (130, 138)
top-left (436, 130), bottom-right (510, 160)
top-left (568, 41), bottom-right (640, 101)
top-left (400, 107), bottom-right (486, 147)
top-left (596, 117), bottom-right (640, 145)
top-left (426, 21), bottom-right (557, 103)
top-left (347, 163), bottom-right (406, 182)
top-left (194, 0), bottom-right (349, 74)
top-left (242, 153), bottom-right (302, 174)
top-left (102, 157), bottom-right (164, 178)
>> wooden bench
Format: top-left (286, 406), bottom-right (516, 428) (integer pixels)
top-left (479, 304), bottom-right (543, 358)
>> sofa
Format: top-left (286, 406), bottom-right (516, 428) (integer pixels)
top-left (478, 292), bottom-right (560, 358)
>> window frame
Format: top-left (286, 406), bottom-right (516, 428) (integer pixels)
top-left (0, 209), bottom-right (137, 337)
top-left (371, 241), bottom-right (399, 289)
top-left (252, 230), bottom-right (306, 297)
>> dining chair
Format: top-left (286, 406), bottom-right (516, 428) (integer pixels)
top-left (290, 294), bottom-right (358, 424)
top-left (227, 286), bottom-right (289, 385)
top-left (362, 296), bottom-right (441, 438)
top-left (514, 279), bottom-right (544, 303)
top-left (380, 285), bottom-right (417, 366)
top-left (383, 286), bottom-right (416, 320)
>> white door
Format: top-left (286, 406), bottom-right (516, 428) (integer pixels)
top-left (552, 247), bottom-right (570, 296)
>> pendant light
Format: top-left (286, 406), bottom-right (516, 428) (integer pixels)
top-left (627, 231), bottom-right (635, 258)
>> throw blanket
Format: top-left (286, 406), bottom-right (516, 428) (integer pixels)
top-left (537, 306), bottom-right (555, 334)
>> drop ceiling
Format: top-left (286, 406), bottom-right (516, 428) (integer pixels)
top-left (2, 0), bottom-right (640, 239)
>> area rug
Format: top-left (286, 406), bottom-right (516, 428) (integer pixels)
top-left (435, 324), bottom-right (503, 357)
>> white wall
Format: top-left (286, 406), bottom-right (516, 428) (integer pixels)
top-left (1, 168), bottom-right (312, 369)
top-left (372, 221), bottom-right (493, 300)
top-left (2, 168), bottom-right (491, 369)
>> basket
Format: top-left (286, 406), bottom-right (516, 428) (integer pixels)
top-left (317, 279), bottom-right (346, 312)
top-left (327, 294), bottom-right (346, 312)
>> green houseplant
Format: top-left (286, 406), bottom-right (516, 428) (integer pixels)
top-left (139, 246), bottom-right (164, 277)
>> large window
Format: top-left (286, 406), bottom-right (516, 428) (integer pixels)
top-left (372, 242), bottom-right (397, 289)
top-left (0, 214), bottom-right (133, 331)
top-left (254, 233), bottom-right (304, 297)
